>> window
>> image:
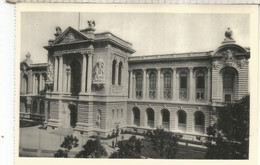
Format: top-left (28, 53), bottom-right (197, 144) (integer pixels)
top-left (136, 73), bottom-right (142, 98)
top-left (225, 94), bottom-right (231, 102)
top-left (40, 101), bottom-right (44, 115)
top-left (117, 109), bottom-right (119, 118)
top-left (180, 72), bottom-right (187, 89)
top-left (178, 110), bottom-right (187, 131)
top-left (118, 62), bottom-right (123, 85)
top-left (196, 72), bottom-right (205, 100)
top-left (179, 72), bottom-right (188, 99)
top-left (194, 111), bottom-right (205, 133)
top-left (146, 108), bottom-right (154, 128)
top-left (163, 72), bottom-right (171, 99)
top-left (112, 60), bottom-right (116, 85)
top-left (149, 72), bottom-right (156, 98)
top-left (223, 70), bottom-right (234, 89)
top-left (121, 109), bottom-right (123, 118)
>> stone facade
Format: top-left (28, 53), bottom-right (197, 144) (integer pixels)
top-left (20, 24), bottom-right (250, 139)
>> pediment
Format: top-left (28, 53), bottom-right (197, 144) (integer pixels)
top-left (52, 27), bottom-right (89, 45)
top-left (213, 44), bottom-right (248, 58)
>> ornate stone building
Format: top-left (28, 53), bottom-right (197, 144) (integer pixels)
top-left (20, 23), bottom-right (250, 139)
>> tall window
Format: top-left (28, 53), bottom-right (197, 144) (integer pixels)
top-left (196, 72), bottom-right (205, 100)
top-left (136, 73), bottom-right (142, 98)
top-left (22, 75), bottom-right (28, 94)
top-left (177, 110), bottom-right (187, 131)
top-left (222, 68), bottom-right (236, 102)
top-left (146, 108), bottom-right (154, 128)
top-left (112, 109), bottom-right (115, 119)
top-left (163, 72), bottom-right (171, 99)
top-left (194, 111), bottom-right (205, 133)
top-left (112, 60), bottom-right (116, 85)
top-left (179, 72), bottom-right (188, 99)
top-left (149, 72), bottom-right (156, 99)
top-left (118, 62), bottom-right (123, 85)
top-left (70, 60), bottom-right (81, 96)
top-left (161, 109), bottom-right (170, 130)
top-left (40, 101), bottom-right (44, 115)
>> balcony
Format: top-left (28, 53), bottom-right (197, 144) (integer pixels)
top-left (163, 90), bottom-right (171, 100)
top-left (134, 119), bottom-right (140, 126)
top-left (178, 123), bottom-right (186, 132)
top-left (195, 125), bottom-right (205, 133)
top-left (136, 90), bottom-right (142, 99)
top-left (179, 89), bottom-right (188, 100)
top-left (149, 90), bottom-right (156, 99)
top-left (162, 122), bottom-right (170, 130)
top-left (148, 120), bottom-right (154, 128)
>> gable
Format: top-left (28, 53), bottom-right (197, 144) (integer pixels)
top-left (52, 27), bottom-right (89, 45)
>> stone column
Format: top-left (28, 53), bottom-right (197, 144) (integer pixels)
top-left (54, 56), bottom-right (58, 92)
top-left (207, 66), bottom-right (211, 102)
top-left (189, 67), bottom-right (194, 101)
top-left (42, 75), bottom-right (45, 91)
top-left (35, 75), bottom-right (39, 94)
top-left (129, 69), bottom-right (133, 98)
top-left (32, 74), bottom-right (35, 94)
top-left (115, 63), bottom-right (119, 86)
top-left (172, 67), bottom-right (177, 100)
top-left (39, 74), bottom-right (42, 91)
top-left (81, 53), bottom-right (87, 93)
top-left (28, 70), bottom-right (33, 94)
top-left (67, 68), bottom-right (71, 92)
top-left (142, 69), bottom-right (146, 100)
top-left (44, 100), bottom-right (48, 123)
top-left (157, 68), bottom-right (161, 99)
top-left (58, 55), bottom-right (63, 92)
top-left (87, 52), bottom-right (93, 93)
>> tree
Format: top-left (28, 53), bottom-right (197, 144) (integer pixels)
top-left (206, 95), bottom-right (249, 159)
top-left (75, 139), bottom-right (107, 158)
top-left (54, 135), bottom-right (79, 158)
top-left (144, 128), bottom-right (179, 159)
top-left (109, 136), bottom-right (142, 158)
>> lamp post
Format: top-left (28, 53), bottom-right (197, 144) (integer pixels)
top-left (115, 125), bottom-right (119, 147)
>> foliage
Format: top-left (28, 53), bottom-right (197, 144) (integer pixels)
top-left (54, 135), bottom-right (79, 158)
top-left (75, 139), bottom-right (107, 158)
top-left (144, 128), bottom-right (179, 159)
top-left (205, 95), bottom-right (249, 159)
top-left (109, 136), bottom-right (142, 158)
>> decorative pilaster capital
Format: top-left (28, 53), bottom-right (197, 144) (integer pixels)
top-left (172, 67), bottom-right (176, 71)
top-left (128, 69), bottom-right (133, 72)
top-left (142, 68), bottom-right (146, 72)
top-left (207, 65), bottom-right (212, 70)
top-left (188, 67), bottom-right (193, 71)
top-left (87, 51), bottom-right (94, 58)
top-left (156, 67), bottom-right (161, 72)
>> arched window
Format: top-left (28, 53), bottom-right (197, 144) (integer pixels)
top-left (132, 107), bottom-right (140, 126)
top-left (194, 111), bottom-right (205, 133)
top-left (68, 104), bottom-right (77, 127)
top-left (222, 67), bottom-right (237, 102)
top-left (40, 101), bottom-right (44, 116)
top-left (161, 109), bottom-right (170, 129)
top-left (70, 60), bottom-right (81, 96)
top-left (196, 71), bottom-right (205, 100)
top-left (179, 72), bottom-right (188, 99)
top-left (112, 60), bottom-right (117, 85)
top-left (163, 72), bottom-right (171, 99)
top-left (146, 108), bottom-right (154, 128)
top-left (177, 110), bottom-right (187, 131)
top-left (149, 72), bottom-right (156, 99)
top-left (32, 100), bottom-right (37, 114)
top-left (136, 73), bottom-right (142, 98)
top-left (118, 62), bottom-right (123, 85)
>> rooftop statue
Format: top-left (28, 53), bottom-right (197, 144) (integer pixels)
top-left (225, 27), bottom-right (233, 40)
top-left (88, 20), bottom-right (95, 28)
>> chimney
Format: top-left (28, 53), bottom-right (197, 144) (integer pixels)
top-left (80, 20), bottom-right (96, 39)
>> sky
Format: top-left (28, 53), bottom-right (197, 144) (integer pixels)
top-left (21, 12), bottom-right (250, 63)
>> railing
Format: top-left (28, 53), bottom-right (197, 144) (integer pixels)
top-left (178, 123), bottom-right (186, 132)
top-left (163, 90), bottom-right (171, 99)
top-left (196, 89), bottom-right (205, 101)
top-left (162, 122), bottom-right (170, 130)
top-left (136, 90), bottom-right (142, 99)
top-left (195, 125), bottom-right (205, 133)
top-left (179, 89), bottom-right (188, 100)
top-left (149, 90), bottom-right (156, 99)
top-left (134, 119), bottom-right (140, 126)
top-left (147, 120), bottom-right (154, 128)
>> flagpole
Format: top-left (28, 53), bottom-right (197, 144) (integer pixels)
top-left (78, 12), bottom-right (80, 30)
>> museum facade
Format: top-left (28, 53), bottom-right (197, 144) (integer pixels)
top-left (20, 22), bottom-right (250, 139)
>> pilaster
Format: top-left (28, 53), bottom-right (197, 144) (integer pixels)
top-left (142, 68), bottom-right (146, 100)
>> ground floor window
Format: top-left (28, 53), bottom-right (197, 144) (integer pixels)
top-left (177, 110), bottom-right (187, 132)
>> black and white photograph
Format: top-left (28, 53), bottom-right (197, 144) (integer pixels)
top-left (15, 4), bottom-right (258, 164)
